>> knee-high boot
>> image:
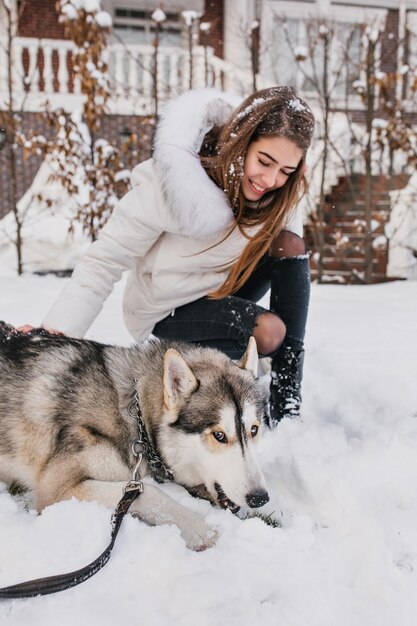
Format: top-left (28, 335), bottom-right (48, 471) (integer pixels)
top-left (268, 255), bottom-right (311, 426)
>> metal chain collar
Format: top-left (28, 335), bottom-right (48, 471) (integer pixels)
top-left (127, 383), bottom-right (174, 484)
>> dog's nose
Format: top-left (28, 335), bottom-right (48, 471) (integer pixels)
top-left (245, 488), bottom-right (270, 508)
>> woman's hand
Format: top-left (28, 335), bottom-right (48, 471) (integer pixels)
top-left (16, 324), bottom-right (35, 333)
top-left (16, 324), bottom-right (65, 336)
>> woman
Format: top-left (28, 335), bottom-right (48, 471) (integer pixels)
top-left (42, 86), bottom-right (315, 427)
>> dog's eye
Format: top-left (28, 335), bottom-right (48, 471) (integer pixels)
top-left (213, 431), bottom-right (227, 443)
top-left (250, 425), bottom-right (259, 437)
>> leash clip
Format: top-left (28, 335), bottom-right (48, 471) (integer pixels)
top-left (124, 480), bottom-right (144, 494)
top-left (124, 439), bottom-right (144, 493)
top-left (124, 453), bottom-right (143, 493)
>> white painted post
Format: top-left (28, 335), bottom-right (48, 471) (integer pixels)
top-left (114, 46), bottom-right (125, 97)
top-left (167, 48), bottom-right (179, 97)
top-left (57, 47), bottom-right (69, 94)
top-left (25, 40), bottom-right (39, 94)
top-left (181, 49), bottom-right (190, 92)
top-left (43, 44), bottom-right (54, 93)
top-left (127, 48), bottom-right (138, 100)
top-left (142, 50), bottom-right (153, 101)
top-left (193, 47), bottom-right (205, 89)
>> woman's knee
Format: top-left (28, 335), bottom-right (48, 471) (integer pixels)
top-left (252, 312), bottom-right (286, 356)
top-left (270, 230), bottom-right (306, 259)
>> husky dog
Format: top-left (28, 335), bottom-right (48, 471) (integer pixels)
top-left (0, 322), bottom-right (269, 551)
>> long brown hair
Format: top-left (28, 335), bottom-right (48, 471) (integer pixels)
top-left (201, 86), bottom-right (315, 298)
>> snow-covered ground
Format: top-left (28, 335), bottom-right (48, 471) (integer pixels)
top-left (0, 274), bottom-right (417, 626)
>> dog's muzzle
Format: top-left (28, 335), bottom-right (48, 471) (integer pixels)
top-left (215, 484), bottom-right (270, 513)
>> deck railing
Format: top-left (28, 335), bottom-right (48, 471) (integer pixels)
top-left (0, 37), bottom-right (253, 114)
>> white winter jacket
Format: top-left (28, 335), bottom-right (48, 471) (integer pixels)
top-left (43, 89), bottom-right (304, 340)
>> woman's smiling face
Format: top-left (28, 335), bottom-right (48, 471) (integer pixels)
top-left (241, 136), bottom-right (303, 201)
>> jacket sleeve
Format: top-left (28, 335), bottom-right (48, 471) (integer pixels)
top-left (42, 183), bottom-right (164, 338)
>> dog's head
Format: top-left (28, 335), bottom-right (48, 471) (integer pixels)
top-left (156, 338), bottom-right (269, 512)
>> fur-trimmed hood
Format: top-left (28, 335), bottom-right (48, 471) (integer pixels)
top-left (135, 89), bottom-right (242, 238)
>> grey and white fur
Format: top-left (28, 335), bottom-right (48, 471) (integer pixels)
top-left (0, 323), bottom-right (269, 550)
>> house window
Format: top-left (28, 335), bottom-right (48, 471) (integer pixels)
top-left (112, 7), bottom-right (182, 47)
top-left (269, 16), bottom-right (363, 98)
top-left (269, 18), bottom-right (300, 87)
top-left (263, 0), bottom-right (386, 103)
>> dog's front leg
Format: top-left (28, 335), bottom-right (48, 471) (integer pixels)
top-left (131, 480), bottom-right (218, 551)
top-left (60, 480), bottom-right (218, 552)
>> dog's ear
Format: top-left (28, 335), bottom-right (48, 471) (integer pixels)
top-left (236, 336), bottom-right (258, 378)
top-left (163, 349), bottom-right (199, 411)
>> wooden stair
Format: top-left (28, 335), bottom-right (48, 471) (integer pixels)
top-left (306, 174), bottom-right (410, 284)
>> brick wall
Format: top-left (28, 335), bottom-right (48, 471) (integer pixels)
top-left (0, 112), bottom-right (54, 220)
top-left (349, 8), bottom-right (417, 125)
top-left (17, 0), bottom-right (225, 60)
top-left (380, 9), bottom-right (399, 74)
top-left (0, 112), bottom-right (154, 220)
top-left (200, 0), bottom-right (224, 58)
top-left (18, 0), bottom-right (66, 39)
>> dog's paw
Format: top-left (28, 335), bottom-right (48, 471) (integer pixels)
top-left (180, 516), bottom-right (218, 551)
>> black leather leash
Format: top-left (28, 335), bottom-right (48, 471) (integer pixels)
top-left (0, 481), bottom-right (143, 599)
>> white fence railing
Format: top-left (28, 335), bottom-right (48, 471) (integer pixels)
top-left (0, 37), bottom-right (254, 114)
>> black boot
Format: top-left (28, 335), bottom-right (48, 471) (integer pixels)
top-left (268, 344), bottom-right (304, 427)
top-left (268, 255), bottom-right (310, 427)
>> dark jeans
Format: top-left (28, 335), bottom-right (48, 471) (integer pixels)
top-left (152, 255), bottom-right (310, 360)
